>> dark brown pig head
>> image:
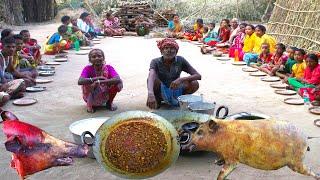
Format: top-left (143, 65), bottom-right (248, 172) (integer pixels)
top-left (0, 109), bottom-right (89, 179)
top-left (179, 120), bottom-right (220, 152)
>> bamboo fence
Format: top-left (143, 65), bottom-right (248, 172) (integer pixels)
top-left (267, 0), bottom-right (320, 52)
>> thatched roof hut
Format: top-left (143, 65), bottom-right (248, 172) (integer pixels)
top-left (267, 0), bottom-right (320, 52)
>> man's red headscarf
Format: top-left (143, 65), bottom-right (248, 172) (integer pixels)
top-left (157, 38), bottom-right (179, 52)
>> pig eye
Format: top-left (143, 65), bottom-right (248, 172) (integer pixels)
top-left (182, 122), bottom-right (199, 132)
top-left (197, 130), bottom-right (204, 136)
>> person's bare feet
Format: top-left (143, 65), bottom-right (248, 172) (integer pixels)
top-left (106, 103), bottom-right (117, 111)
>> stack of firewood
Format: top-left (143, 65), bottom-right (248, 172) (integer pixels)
top-left (114, 1), bottom-right (154, 31)
top-left (153, 9), bottom-right (176, 27)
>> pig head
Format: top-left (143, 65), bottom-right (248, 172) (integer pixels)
top-left (0, 110), bottom-right (89, 179)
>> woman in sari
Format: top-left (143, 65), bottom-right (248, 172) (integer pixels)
top-left (167, 15), bottom-right (184, 38)
top-left (103, 12), bottom-right (126, 36)
top-left (228, 23), bottom-right (247, 59)
top-left (217, 19), bottom-right (231, 43)
top-left (78, 49), bottom-right (123, 113)
top-left (205, 19), bottom-right (230, 47)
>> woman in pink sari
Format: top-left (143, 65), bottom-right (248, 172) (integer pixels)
top-left (78, 49), bottom-right (123, 113)
top-left (103, 13), bottom-right (126, 36)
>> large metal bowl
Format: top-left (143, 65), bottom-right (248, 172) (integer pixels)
top-left (81, 111), bottom-right (180, 179)
top-left (69, 117), bottom-right (110, 158)
top-left (177, 95), bottom-right (202, 110)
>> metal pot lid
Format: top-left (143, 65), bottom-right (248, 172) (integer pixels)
top-left (188, 102), bottom-right (215, 110)
top-left (177, 95), bottom-right (202, 103)
top-left (93, 111), bottom-right (180, 179)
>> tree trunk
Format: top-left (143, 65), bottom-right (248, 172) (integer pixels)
top-left (1, 0), bottom-right (24, 25)
top-left (22, 0), bottom-right (57, 22)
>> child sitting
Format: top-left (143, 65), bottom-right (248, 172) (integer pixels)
top-left (44, 25), bottom-right (70, 55)
top-left (286, 49), bottom-right (309, 90)
top-left (9, 35), bottom-right (37, 87)
top-left (251, 43), bottom-right (272, 69)
top-left (19, 30), bottom-right (42, 66)
top-left (184, 19), bottom-right (204, 41)
top-left (13, 35), bottom-right (37, 72)
top-left (200, 22), bottom-right (219, 54)
top-left (203, 22), bottom-right (219, 44)
top-left (295, 54), bottom-right (320, 100)
top-left (0, 29), bottom-right (14, 50)
top-left (276, 46), bottom-right (297, 79)
top-left (61, 15), bottom-right (89, 47)
top-left (259, 43), bottom-right (287, 76)
top-left (198, 26), bottom-right (209, 43)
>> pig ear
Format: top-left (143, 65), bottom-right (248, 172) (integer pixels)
top-left (208, 120), bottom-right (219, 132)
top-left (0, 110), bottom-right (19, 122)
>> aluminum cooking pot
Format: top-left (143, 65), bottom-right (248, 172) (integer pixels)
top-left (187, 101), bottom-right (229, 119)
top-left (177, 95), bottom-right (202, 110)
top-left (69, 117), bottom-right (110, 158)
top-left (81, 111), bottom-right (180, 179)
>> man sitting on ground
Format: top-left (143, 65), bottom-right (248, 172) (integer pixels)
top-left (146, 38), bottom-right (201, 109)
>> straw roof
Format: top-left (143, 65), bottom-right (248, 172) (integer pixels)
top-left (267, 0), bottom-right (320, 52)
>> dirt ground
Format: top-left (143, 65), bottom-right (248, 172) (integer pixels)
top-left (0, 23), bottom-right (319, 180)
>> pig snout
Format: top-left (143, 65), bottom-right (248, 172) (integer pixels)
top-left (52, 143), bottom-right (89, 167)
top-left (63, 143), bottom-right (89, 158)
top-left (179, 131), bottom-right (191, 145)
top-left (179, 131), bottom-right (196, 152)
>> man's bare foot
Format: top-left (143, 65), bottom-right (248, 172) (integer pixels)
top-left (106, 103), bottom-right (117, 111)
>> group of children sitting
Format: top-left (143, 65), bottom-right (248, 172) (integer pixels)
top-left (0, 28), bottom-right (42, 106)
top-left (0, 11), bottom-right (108, 107)
top-left (44, 12), bottom-right (104, 55)
top-left (166, 15), bottom-right (320, 103)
